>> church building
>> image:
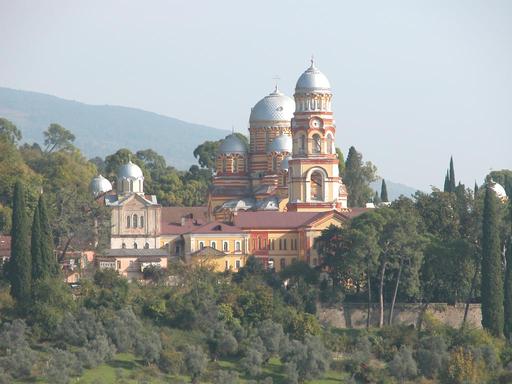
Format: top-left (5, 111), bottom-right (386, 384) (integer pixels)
top-left (91, 60), bottom-right (359, 278)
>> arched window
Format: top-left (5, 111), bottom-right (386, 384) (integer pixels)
top-left (126, 216), bottom-right (131, 228)
top-left (312, 134), bottom-right (321, 154)
top-left (144, 242), bottom-right (150, 249)
top-left (272, 157), bottom-right (277, 172)
top-left (133, 214), bottom-right (138, 228)
top-left (199, 241), bottom-right (205, 249)
top-left (129, 180), bottom-right (133, 192)
top-left (311, 171), bottom-right (324, 201)
top-left (140, 215), bottom-right (144, 228)
top-left (235, 241), bottom-right (241, 252)
top-left (133, 242), bottom-right (138, 249)
top-left (223, 241), bottom-right (229, 252)
top-left (222, 158), bottom-right (227, 173)
top-left (233, 157), bottom-right (239, 173)
top-left (122, 242), bottom-right (126, 249)
top-left (326, 134), bottom-right (333, 154)
top-left (211, 241), bottom-right (217, 249)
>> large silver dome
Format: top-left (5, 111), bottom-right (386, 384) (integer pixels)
top-left (90, 175), bottom-right (113, 196)
top-left (218, 134), bottom-right (247, 155)
top-left (249, 86), bottom-right (295, 123)
top-left (267, 134), bottom-right (292, 153)
top-left (295, 60), bottom-right (331, 93)
top-left (117, 161), bottom-right (144, 180)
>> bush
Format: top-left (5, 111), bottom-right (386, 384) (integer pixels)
top-left (281, 335), bottom-right (331, 382)
top-left (158, 348), bottom-right (183, 374)
top-left (241, 346), bottom-right (263, 376)
top-left (388, 345), bottom-right (417, 382)
top-left (416, 335), bottom-right (449, 379)
top-left (211, 369), bottom-right (239, 384)
top-left (183, 345), bottom-right (208, 384)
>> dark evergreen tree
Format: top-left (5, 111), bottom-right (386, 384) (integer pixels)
top-left (343, 146), bottom-right (377, 207)
top-left (443, 170), bottom-right (450, 193)
top-left (380, 179), bottom-right (389, 202)
top-left (335, 147), bottom-right (345, 176)
top-left (504, 202), bottom-right (512, 339)
top-left (37, 194), bottom-right (58, 276)
top-left (373, 191), bottom-right (381, 205)
top-left (449, 156), bottom-right (456, 193)
top-left (504, 237), bottom-right (512, 339)
top-left (31, 203), bottom-right (44, 281)
top-left (481, 186), bottom-right (504, 336)
top-left (7, 181), bottom-right (32, 304)
top-left (474, 181), bottom-right (479, 198)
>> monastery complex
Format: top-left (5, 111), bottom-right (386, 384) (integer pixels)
top-left (91, 60), bottom-right (366, 279)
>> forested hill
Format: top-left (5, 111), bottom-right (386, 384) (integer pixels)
top-left (0, 87), bottom-right (229, 169)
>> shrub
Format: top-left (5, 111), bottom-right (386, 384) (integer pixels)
top-left (388, 345), bottom-right (417, 382)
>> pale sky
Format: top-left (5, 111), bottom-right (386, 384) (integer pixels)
top-left (0, 0), bottom-right (510, 190)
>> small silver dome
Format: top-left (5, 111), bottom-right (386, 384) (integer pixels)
top-left (117, 161), bottom-right (144, 180)
top-left (295, 60), bottom-right (331, 93)
top-left (249, 86), bottom-right (295, 123)
top-left (90, 175), bottom-right (113, 196)
top-left (489, 180), bottom-right (508, 201)
top-left (218, 134), bottom-right (247, 155)
top-left (281, 156), bottom-right (292, 171)
top-left (267, 134), bottom-right (292, 153)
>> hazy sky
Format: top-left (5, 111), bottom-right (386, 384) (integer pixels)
top-left (0, 0), bottom-right (510, 190)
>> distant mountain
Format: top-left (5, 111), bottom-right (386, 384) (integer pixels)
top-left (370, 179), bottom-right (422, 201)
top-left (0, 87), bottom-right (229, 169)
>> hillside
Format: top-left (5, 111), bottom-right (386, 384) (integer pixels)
top-left (0, 87), bottom-right (229, 169)
top-left (370, 178), bottom-right (421, 201)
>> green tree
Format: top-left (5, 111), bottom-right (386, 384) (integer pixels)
top-left (7, 181), bottom-right (31, 305)
top-left (449, 156), bottom-right (456, 193)
top-left (43, 123), bottom-right (76, 153)
top-left (30, 202), bottom-right (44, 281)
top-left (335, 147), bottom-right (345, 176)
top-left (504, 202), bottom-right (512, 339)
top-left (37, 194), bottom-right (58, 275)
top-left (193, 140), bottom-right (219, 171)
top-left (373, 191), bottom-right (381, 205)
top-left (380, 179), bottom-right (389, 202)
top-left (444, 170), bottom-right (450, 193)
top-left (481, 186), bottom-right (504, 337)
top-left (343, 146), bottom-right (377, 207)
top-left (388, 346), bottom-right (418, 383)
top-left (183, 345), bottom-right (208, 384)
top-left (0, 118), bottom-right (22, 145)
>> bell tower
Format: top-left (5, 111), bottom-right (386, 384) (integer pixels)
top-left (287, 59), bottom-right (348, 212)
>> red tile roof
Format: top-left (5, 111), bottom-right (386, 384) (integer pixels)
top-left (190, 221), bottom-right (243, 234)
top-left (234, 211), bottom-right (333, 229)
top-left (160, 206), bottom-right (208, 235)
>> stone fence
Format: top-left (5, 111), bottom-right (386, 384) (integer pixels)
top-left (317, 303), bottom-right (482, 329)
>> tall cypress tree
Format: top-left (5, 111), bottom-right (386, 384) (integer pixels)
top-left (481, 186), bottom-right (504, 337)
top-left (37, 194), bottom-right (58, 276)
top-left (504, 234), bottom-right (512, 339)
top-left (474, 181), bottom-right (479, 198)
top-left (7, 181), bottom-right (32, 304)
top-left (449, 156), bottom-right (456, 193)
top-left (31, 203), bottom-right (45, 281)
top-left (380, 179), bottom-right (389, 202)
top-left (444, 170), bottom-right (450, 192)
top-left (373, 191), bottom-right (381, 205)
top-left (504, 202), bottom-right (512, 339)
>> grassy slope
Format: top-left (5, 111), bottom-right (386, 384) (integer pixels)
top-left (73, 353), bottom-right (347, 384)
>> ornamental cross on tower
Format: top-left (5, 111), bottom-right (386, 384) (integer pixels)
top-left (272, 75), bottom-right (281, 92)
